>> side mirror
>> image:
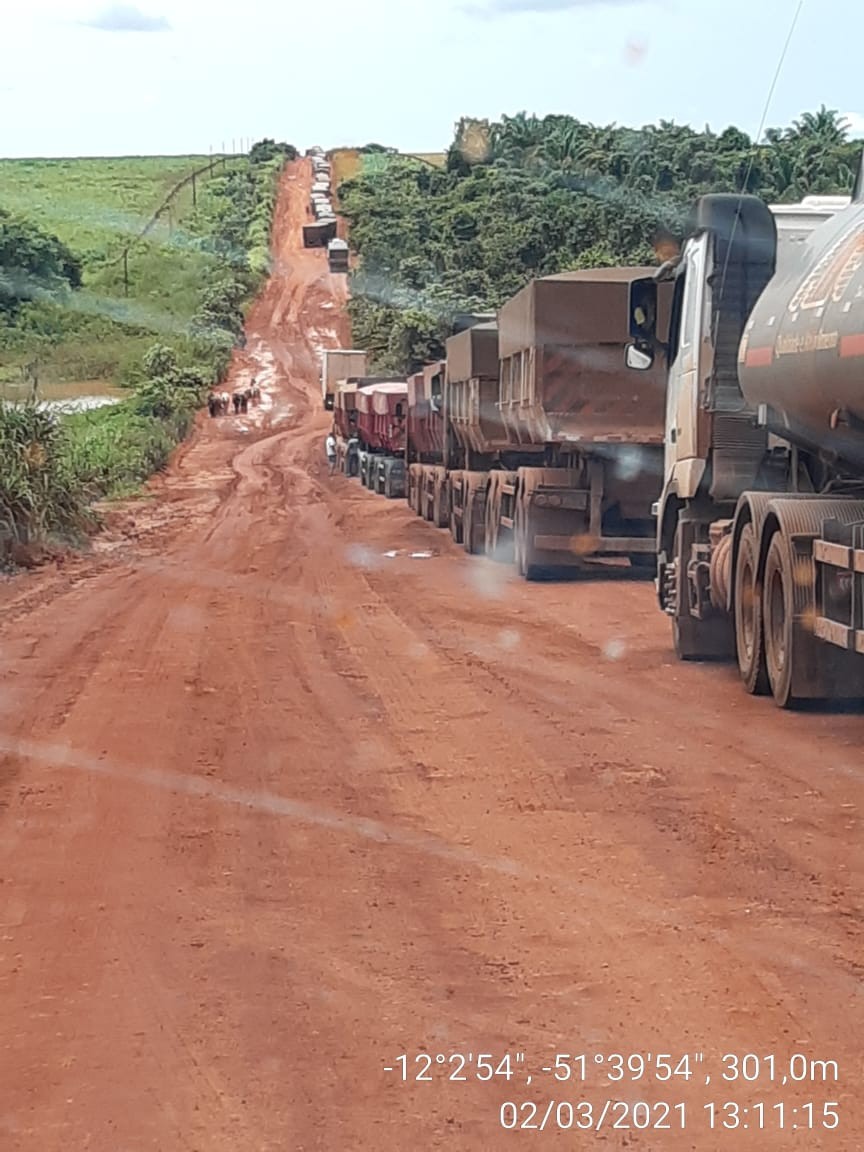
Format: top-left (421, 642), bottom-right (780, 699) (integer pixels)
top-left (628, 278), bottom-right (657, 342)
top-left (626, 343), bottom-right (654, 371)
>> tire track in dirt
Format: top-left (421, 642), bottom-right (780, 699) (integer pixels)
top-left (0, 157), bottom-right (863, 1151)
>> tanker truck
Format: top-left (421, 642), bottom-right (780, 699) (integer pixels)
top-left (625, 166), bottom-right (864, 707)
top-left (444, 270), bottom-right (672, 578)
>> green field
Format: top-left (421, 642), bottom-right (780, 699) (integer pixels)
top-left (0, 155), bottom-right (242, 393)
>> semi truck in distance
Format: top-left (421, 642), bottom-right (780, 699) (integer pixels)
top-left (625, 164), bottom-right (864, 707)
top-left (328, 238), bottom-right (349, 273)
top-left (332, 375), bottom-right (399, 474)
top-left (321, 349), bottom-right (368, 410)
top-left (303, 219), bottom-right (337, 249)
top-left (356, 382), bottom-right (408, 497)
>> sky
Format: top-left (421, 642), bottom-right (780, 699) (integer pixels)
top-left (1, 0), bottom-right (862, 157)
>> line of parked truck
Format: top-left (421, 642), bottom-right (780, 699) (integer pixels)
top-left (302, 146), bottom-right (349, 273)
top-left (320, 159), bottom-right (864, 710)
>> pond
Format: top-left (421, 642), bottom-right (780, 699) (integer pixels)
top-left (0, 379), bottom-right (125, 414)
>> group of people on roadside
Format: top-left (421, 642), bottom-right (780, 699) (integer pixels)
top-left (208, 379), bottom-right (262, 418)
top-left (325, 430), bottom-right (360, 476)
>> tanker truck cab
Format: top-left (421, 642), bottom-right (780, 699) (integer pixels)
top-left (628, 172), bottom-right (864, 707)
top-left (629, 235), bottom-right (713, 508)
top-left (625, 195), bottom-right (780, 664)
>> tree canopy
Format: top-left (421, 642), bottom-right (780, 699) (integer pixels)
top-left (0, 210), bottom-right (82, 317)
top-left (339, 106), bottom-right (861, 373)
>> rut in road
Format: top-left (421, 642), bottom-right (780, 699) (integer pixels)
top-left (0, 157), bottom-right (862, 1152)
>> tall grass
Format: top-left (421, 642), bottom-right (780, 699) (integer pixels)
top-left (0, 402), bottom-right (92, 563)
top-left (65, 401), bottom-right (194, 500)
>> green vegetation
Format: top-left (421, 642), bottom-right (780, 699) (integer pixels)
top-left (340, 106), bottom-right (861, 373)
top-left (0, 142), bottom-right (294, 565)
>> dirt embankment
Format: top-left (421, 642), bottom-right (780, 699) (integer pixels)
top-left (0, 158), bottom-right (861, 1151)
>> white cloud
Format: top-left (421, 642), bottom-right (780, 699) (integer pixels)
top-left (841, 111), bottom-right (864, 139)
top-left (467, 0), bottom-right (650, 15)
top-left (78, 3), bottom-right (171, 31)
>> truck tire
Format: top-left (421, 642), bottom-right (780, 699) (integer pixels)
top-left (484, 486), bottom-right (498, 556)
top-left (515, 496), bottom-right (543, 580)
top-left (464, 486), bottom-right (486, 555)
top-left (734, 521), bottom-right (769, 695)
top-left (450, 499), bottom-right (463, 544)
top-left (671, 522), bottom-right (734, 661)
top-left (432, 471), bottom-right (449, 528)
top-left (485, 477), bottom-right (513, 562)
top-left (411, 468), bottom-right (423, 514)
top-left (762, 529), bottom-right (797, 708)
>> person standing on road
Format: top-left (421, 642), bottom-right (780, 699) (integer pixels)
top-left (325, 432), bottom-right (337, 475)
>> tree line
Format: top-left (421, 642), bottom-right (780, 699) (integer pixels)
top-left (339, 107), bottom-right (861, 373)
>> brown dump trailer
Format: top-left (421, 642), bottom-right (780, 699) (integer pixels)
top-left (482, 268), bottom-right (671, 577)
top-left (405, 361), bottom-right (447, 523)
top-left (441, 323), bottom-right (506, 552)
top-left (351, 280), bottom-right (668, 580)
top-left (303, 219), bottom-right (337, 249)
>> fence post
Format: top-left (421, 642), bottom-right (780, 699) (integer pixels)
top-left (123, 249), bottom-right (129, 296)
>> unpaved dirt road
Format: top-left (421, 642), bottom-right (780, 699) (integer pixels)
top-left (1, 160), bottom-right (862, 1151)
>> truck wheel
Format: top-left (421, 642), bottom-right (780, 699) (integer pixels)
top-left (670, 522), bottom-right (734, 661)
top-left (515, 498), bottom-right (543, 580)
top-left (433, 473), bottom-right (449, 528)
top-left (450, 500), bottom-right (463, 544)
top-left (734, 522), bottom-right (769, 695)
top-left (464, 487), bottom-right (485, 555)
top-left (762, 529), bottom-right (797, 708)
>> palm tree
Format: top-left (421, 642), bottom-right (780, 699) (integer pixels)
top-left (788, 105), bottom-right (850, 146)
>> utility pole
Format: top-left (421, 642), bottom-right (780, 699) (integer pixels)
top-left (192, 169), bottom-right (197, 208)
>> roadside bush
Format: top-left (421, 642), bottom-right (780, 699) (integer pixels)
top-left (0, 210), bottom-right (82, 317)
top-left (0, 401), bottom-right (91, 562)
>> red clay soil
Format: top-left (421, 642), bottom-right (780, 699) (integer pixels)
top-left (0, 159), bottom-right (862, 1151)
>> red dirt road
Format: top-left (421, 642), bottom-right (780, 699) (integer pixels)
top-left (1, 160), bottom-right (862, 1151)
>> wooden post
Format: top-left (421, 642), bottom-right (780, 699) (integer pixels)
top-left (192, 170), bottom-right (197, 207)
top-left (123, 249), bottom-right (129, 297)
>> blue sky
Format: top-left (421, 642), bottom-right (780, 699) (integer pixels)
top-left (1, 0), bottom-right (862, 157)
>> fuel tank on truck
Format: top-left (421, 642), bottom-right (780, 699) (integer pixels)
top-left (739, 192), bottom-right (864, 467)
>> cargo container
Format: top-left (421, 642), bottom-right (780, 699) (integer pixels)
top-left (303, 219), bottom-right (337, 249)
top-left (328, 238), bottom-right (349, 273)
top-left (332, 376), bottom-right (398, 474)
top-left (321, 349), bottom-right (368, 410)
top-left (356, 382), bottom-right (408, 497)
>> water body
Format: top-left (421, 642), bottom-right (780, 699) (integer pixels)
top-left (0, 380), bottom-right (124, 414)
